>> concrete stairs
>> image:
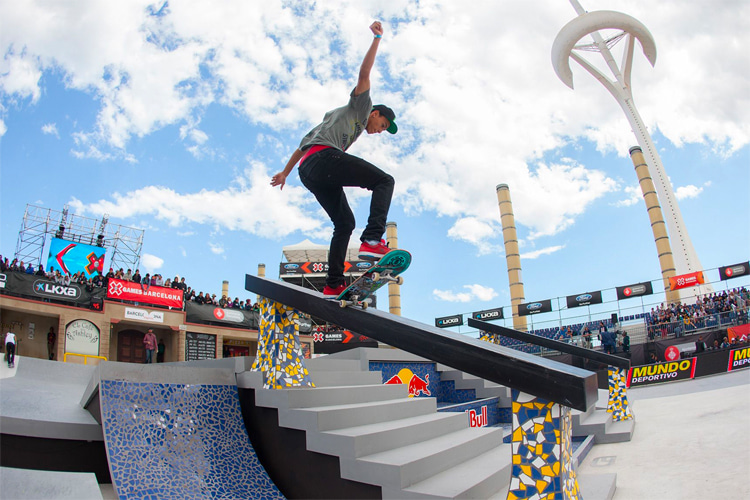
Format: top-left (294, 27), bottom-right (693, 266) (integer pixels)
top-left (436, 366), bottom-right (511, 404)
top-left (572, 396), bottom-right (636, 444)
top-left (238, 357), bottom-right (513, 499)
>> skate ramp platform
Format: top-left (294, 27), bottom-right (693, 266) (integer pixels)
top-left (93, 361), bottom-right (283, 499)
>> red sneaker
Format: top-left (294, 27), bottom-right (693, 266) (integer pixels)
top-left (323, 283), bottom-right (348, 296)
top-left (359, 239), bottom-right (390, 261)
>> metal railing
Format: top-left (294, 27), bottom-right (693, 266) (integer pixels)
top-left (63, 352), bottom-right (108, 365)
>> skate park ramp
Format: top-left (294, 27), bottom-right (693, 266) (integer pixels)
top-left (93, 361), bottom-right (283, 500)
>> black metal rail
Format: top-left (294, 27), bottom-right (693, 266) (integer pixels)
top-left (468, 318), bottom-right (630, 370)
top-left (245, 275), bottom-right (598, 411)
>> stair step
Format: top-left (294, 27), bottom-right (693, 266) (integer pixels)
top-left (282, 397), bottom-right (437, 432)
top-left (596, 418), bottom-right (636, 444)
top-left (391, 443), bottom-right (512, 499)
top-left (310, 370), bottom-right (383, 387)
top-left (305, 358), bottom-right (364, 372)
top-left (255, 383), bottom-right (407, 410)
top-left (308, 411), bottom-right (469, 459)
top-left (342, 426), bottom-right (505, 488)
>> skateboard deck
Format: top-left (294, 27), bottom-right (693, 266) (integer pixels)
top-left (335, 249), bottom-right (411, 309)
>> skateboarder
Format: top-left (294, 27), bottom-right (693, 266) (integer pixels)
top-left (271, 21), bottom-right (398, 296)
top-left (5, 330), bottom-right (17, 367)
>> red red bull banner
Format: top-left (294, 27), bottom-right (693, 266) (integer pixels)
top-left (668, 271), bottom-right (705, 291)
top-left (106, 278), bottom-right (184, 308)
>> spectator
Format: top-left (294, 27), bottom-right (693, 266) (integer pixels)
top-left (164, 278), bottom-right (172, 288)
top-left (171, 276), bottom-right (180, 289)
top-left (124, 268), bottom-right (132, 281)
top-left (142, 273), bottom-right (151, 291)
top-left (619, 331), bottom-right (630, 353)
top-left (143, 329), bottom-right (157, 364)
top-left (157, 339), bottom-right (165, 363)
top-left (195, 292), bottom-right (205, 305)
top-left (648, 352), bottom-right (658, 364)
top-left (720, 337), bottom-right (730, 349)
top-left (35, 264), bottom-right (46, 276)
top-left (179, 277), bottom-right (187, 291)
top-left (132, 269), bottom-right (142, 284)
top-left (695, 336), bottom-right (707, 353)
top-left (47, 327), bottom-right (56, 360)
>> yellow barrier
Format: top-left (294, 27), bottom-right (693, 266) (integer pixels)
top-left (63, 353), bottom-right (108, 365)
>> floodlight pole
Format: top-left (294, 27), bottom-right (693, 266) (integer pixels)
top-left (552, 0), bottom-right (712, 301)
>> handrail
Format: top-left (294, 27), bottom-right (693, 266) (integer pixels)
top-left (245, 274), bottom-right (598, 412)
top-left (63, 352), bottom-right (108, 364)
top-left (469, 318), bottom-right (630, 369)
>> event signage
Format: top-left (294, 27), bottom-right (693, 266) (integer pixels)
top-left (727, 347), bottom-right (750, 371)
top-left (184, 302), bottom-right (258, 329)
top-left (616, 281), bottom-right (653, 300)
top-left (65, 319), bottom-right (100, 356)
top-left (185, 332), bottom-right (216, 361)
top-left (627, 358), bottom-right (696, 387)
top-left (472, 308), bottom-right (504, 321)
top-left (719, 261), bottom-right (749, 281)
top-left (124, 307), bottom-right (165, 323)
top-left (107, 278), bottom-right (184, 308)
top-left (517, 299), bottom-right (553, 317)
top-left (566, 290), bottom-right (603, 308)
top-left (668, 271), bottom-right (705, 291)
top-left (46, 237), bottom-right (106, 278)
top-left (279, 261), bottom-right (373, 276)
top-left (3, 272), bottom-right (105, 305)
top-left (435, 314), bottom-right (463, 328)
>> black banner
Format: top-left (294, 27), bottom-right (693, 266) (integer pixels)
top-left (279, 260), bottom-right (375, 276)
top-left (472, 308), bottom-right (504, 321)
top-left (566, 290), bottom-right (603, 308)
top-left (616, 281), bottom-right (653, 300)
top-left (517, 299), bottom-right (553, 317)
top-left (719, 261), bottom-right (749, 281)
top-left (185, 302), bottom-right (258, 329)
top-left (185, 332), bottom-right (216, 361)
top-left (435, 314), bottom-right (463, 328)
top-left (0, 272), bottom-right (106, 305)
top-left (311, 329), bottom-right (377, 354)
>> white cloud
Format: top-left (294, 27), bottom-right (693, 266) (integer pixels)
top-left (521, 245), bottom-right (565, 260)
top-left (433, 284), bottom-right (498, 303)
top-left (140, 253), bottom-right (164, 273)
top-left (613, 185), bottom-right (643, 208)
top-left (209, 242), bottom-right (225, 255)
top-left (675, 183), bottom-right (709, 200)
top-left (42, 123), bottom-right (59, 137)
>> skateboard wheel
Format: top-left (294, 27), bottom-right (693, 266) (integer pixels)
top-left (361, 301), bottom-right (368, 310)
top-left (395, 276), bottom-right (404, 285)
top-left (339, 300), bottom-right (347, 308)
top-left (371, 272), bottom-right (381, 281)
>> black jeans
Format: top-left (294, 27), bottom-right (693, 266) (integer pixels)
top-left (6, 342), bottom-right (15, 365)
top-left (299, 149), bottom-right (394, 287)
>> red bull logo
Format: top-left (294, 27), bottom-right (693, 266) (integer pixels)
top-left (384, 368), bottom-right (431, 397)
top-left (466, 405), bottom-right (488, 428)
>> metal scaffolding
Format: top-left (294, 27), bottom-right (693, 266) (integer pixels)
top-left (14, 204), bottom-right (144, 273)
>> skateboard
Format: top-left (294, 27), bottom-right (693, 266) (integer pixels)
top-left (335, 249), bottom-right (411, 309)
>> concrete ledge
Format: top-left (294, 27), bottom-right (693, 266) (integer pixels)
top-left (0, 466), bottom-right (103, 500)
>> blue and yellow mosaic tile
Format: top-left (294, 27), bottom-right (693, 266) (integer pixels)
top-left (99, 380), bottom-right (283, 500)
top-left (607, 367), bottom-right (633, 421)
top-left (252, 298), bottom-right (313, 389)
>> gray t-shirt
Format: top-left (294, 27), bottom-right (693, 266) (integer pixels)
top-left (298, 88), bottom-right (372, 152)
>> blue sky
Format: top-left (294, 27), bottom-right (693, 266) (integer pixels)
top-left (1, 0), bottom-right (748, 331)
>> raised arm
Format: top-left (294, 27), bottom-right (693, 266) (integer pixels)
top-left (270, 148), bottom-right (305, 190)
top-left (354, 21), bottom-right (383, 96)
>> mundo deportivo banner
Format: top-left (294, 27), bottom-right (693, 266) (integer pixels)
top-left (46, 237), bottom-right (106, 277)
top-left (107, 278), bottom-right (184, 308)
top-left (627, 358), bottom-right (696, 387)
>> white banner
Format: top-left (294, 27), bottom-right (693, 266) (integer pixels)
top-left (124, 307), bottom-right (165, 323)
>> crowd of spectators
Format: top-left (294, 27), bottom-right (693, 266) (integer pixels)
top-left (0, 255), bottom-right (260, 312)
top-left (646, 287), bottom-right (748, 339)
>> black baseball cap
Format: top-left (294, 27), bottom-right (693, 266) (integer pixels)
top-left (372, 104), bottom-right (398, 134)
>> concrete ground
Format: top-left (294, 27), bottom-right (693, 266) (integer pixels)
top-left (578, 369), bottom-right (750, 500)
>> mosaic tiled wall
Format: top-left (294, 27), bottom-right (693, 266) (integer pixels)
top-left (99, 380), bottom-right (284, 500)
top-left (508, 390), bottom-right (582, 500)
top-left (607, 367), bottom-right (633, 421)
top-left (252, 298), bottom-right (314, 389)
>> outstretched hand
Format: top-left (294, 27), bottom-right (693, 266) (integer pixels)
top-left (370, 21), bottom-right (383, 37)
top-left (270, 172), bottom-right (287, 190)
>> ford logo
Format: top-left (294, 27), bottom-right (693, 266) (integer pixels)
top-left (357, 262), bottom-right (372, 268)
top-left (284, 264), bottom-right (299, 269)
top-left (527, 302), bottom-right (542, 310)
top-left (576, 294), bottom-right (592, 302)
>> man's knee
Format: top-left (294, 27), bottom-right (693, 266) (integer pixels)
top-left (333, 214), bottom-right (356, 235)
